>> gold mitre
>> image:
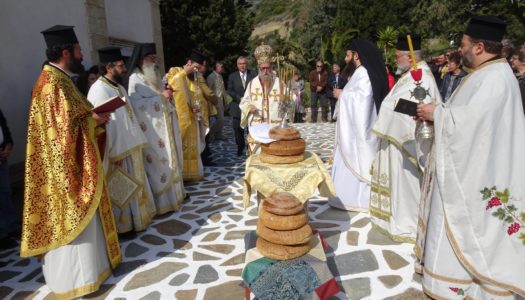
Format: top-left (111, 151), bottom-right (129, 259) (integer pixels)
top-left (254, 44), bottom-right (273, 65)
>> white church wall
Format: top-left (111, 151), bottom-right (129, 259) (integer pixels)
top-left (0, 0), bottom-right (91, 167)
top-left (105, 0), bottom-right (155, 44)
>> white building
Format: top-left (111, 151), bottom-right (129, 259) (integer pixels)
top-left (0, 0), bottom-right (165, 181)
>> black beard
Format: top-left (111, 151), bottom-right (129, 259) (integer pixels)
top-left (113, 72), bottom-right (124, 84)
top-left (341, 59), bottom-right (356, 80)
top-left (68, 56), bottom-right (85, 74)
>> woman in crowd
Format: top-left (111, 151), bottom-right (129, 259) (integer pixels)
top-left (439, 51), bottom-right (467, 103)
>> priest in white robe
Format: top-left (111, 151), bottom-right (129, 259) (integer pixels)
top-left (88, 47), bottom-right (156, 233)
top-left (329, 39), bottom-right (388, 211)
top-left (127, 43), bottom-right (186, 214)
top-left (417, 16), bottom-right (525, 299)
top-left (370, 34), bottom-right (441, 243)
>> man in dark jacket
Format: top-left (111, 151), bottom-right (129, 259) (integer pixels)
top-left (227, 56), bottom-right (256, 156)
top-left (0, 108), bottom-right (16, 249)
top-left (309, 61), bottom-right (328, 122)
top-left (326, 63), bottom-right (347, 122)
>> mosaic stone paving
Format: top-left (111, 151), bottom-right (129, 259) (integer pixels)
top-left (0, 118), bottom-right (424, 300)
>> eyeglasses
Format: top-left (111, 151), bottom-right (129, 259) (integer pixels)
top-left (316, 65), bottom-right (323, 68)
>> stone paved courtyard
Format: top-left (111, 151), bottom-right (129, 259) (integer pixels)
top-left (0, 118), bottom-right (424, 300)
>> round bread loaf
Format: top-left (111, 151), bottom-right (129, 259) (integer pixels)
top-left (259, 205), bottom-right (307, 229)
top-left (261, 139), bottom-right (306, 156)
top-left (260, 152), bottom-right (304, 164)
top-left (269, 127), bottom-right (301, 141)
top-left (256, 237), bottom-right (311, 260)
top-left (257, 222), bottom-right (312, 245)
top-left (261, 199), bottom-right (305, 216)
top-left (264, 192), bottom-right (301, 209)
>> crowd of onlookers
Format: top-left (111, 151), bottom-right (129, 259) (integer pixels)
top-left (292, 40), bottom-right (525, 123)
top-left (429, 40), bottom-right (525, 109)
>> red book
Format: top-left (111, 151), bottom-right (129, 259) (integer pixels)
top-left (91, 96), bottom-right (126, 114)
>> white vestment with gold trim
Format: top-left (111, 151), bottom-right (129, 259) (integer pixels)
top-left (370, 61), bottom-right (440, 242)
top-left (88, 77), bottom-right (156, 232)
top-left (421, 59), bottom-right (525, 299)
top-left (240, 75), bottom-right (285, 128)
top-left (128, 71), bottom-right (185, 214)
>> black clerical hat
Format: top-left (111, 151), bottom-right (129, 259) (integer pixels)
top-left (41, 25), bottom-right (78, 49)
top-left (142, 43), bottom-right (156, 56)
top-left (396, 33), bottom-right (421, 51)
top-left (98, 47), bottom-right (124, 64)
top-left (189, 50), bottom-right (207, 64)
top-left (465, 16), bottom-right (506, 42)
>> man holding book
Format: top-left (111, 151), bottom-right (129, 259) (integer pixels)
top-left (369, 34), bottom-right (441, 243)
top-left (88, 47), bottom-right (157, 233)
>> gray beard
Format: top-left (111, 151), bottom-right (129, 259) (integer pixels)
top-left (395, 67), bottom-right (405, 75)
top-left (461, 51), bottom-right (474, 69)
top-left (142, 61), bottom-right (162, 93)
top-left (259, 73), bottom-right (273, 85)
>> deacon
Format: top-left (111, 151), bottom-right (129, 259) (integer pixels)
top-left (127, 43), bottom-right (186, 213)
top-left (417, 16), bottom-right (525, 299)
top-left (329, 38), bottom-right (388, 211)
top-left (21, 25), bottom-right (121, 298)
top-left (88, 47), bottom-right (156, 232)
top-left (369, 34), bottom-right (441, 242)
top-left (166, 50), bottom-right (213, 181)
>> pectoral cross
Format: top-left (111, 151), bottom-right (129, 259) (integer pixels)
top-left (251, 87), bottom-right (262, 101)
top-left (270, 89), bottom-right (278, 101)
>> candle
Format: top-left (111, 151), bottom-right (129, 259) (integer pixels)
top-left (407, 35), bottom-right (418, 71)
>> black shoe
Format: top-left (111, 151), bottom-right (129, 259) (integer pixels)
top-left (203, 160), bottom-right (217, 166)
top-left (0, 237), bottom-right (18, 250)
top-left (118, 231), bottom-right (137, 241)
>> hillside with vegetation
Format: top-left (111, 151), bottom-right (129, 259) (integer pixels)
top-left (247, 0), bottom-right (525, 75)
top-left (159, 0), bottom-right (525, 74)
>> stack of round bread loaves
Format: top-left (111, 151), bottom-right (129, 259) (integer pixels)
top-left (260, 127), bottom-right (306, 164)
top-left (256, 192), bottom-right (312, 260)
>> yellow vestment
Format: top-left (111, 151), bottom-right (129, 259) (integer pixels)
top-left (166, 67), bottom-right (211, 181)
top-left (21, 64), bottom-right (121, 270)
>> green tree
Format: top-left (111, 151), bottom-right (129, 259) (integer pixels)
top-left (160, 0), bottom-right (254, 72)
top-left (408, 0), bottom-right (525, 45)
top-left (377, 26), bottom-right (399, 65)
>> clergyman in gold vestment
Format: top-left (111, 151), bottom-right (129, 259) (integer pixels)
top-left (20, 25), bottom-right (121, 300)
top-left (166, 50), bottom-right (214, 181)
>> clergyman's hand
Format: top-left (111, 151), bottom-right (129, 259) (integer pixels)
top-left (0, 144), bottom-right (12, 159)
top-left (93, 112), bottom-right (111, 125)
top-left (416, 103), bottom-right (435, 122)
top-left (333, 88), bottom-right (342, 99)
top-left (162, 88), bottom-right (173, 99)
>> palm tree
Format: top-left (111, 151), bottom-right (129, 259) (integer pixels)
top-left (377, 26), bottom-right (398, 64)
